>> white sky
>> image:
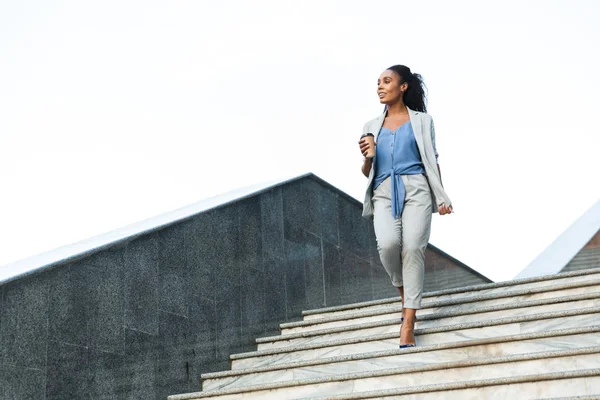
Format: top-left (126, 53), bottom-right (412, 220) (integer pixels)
top-left (1, 0), bottom-right (598, 283)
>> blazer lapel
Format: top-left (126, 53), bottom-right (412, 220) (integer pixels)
top-left (370, 112), bottom-right (386, 141)
top-left (408, 108), bottom-right (425, 152)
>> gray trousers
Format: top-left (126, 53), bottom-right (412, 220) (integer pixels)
top-left (372, 174), bottom-right (432, 309)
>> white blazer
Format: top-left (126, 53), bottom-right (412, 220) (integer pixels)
top-left (362, 107), bottom-right (452, 218)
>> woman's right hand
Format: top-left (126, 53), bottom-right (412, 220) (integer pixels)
top-left (358, 138), bottom-right (375, 158)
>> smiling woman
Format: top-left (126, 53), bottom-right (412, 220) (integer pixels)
top-left (357, 64), bottom-right (453, 349)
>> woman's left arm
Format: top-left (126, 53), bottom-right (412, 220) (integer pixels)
top-left (430, 116), bottom-right (452, 215)
top-left (430, 117), bottom-right (444, 185)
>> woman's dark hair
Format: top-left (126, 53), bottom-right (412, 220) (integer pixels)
top-left (387, 65), bottom-right (427, 113)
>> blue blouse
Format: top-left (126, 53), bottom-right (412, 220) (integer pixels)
top-left (373, 121), bottom-right (425, 219)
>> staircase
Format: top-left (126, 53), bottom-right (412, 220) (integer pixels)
top-left (169, 267), bottom-right (600, 400)
top-left (564, 247), bottom-right (600, 272)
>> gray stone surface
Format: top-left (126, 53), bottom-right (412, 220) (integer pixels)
top-left (283, 180), bottom-right (321, 242)
top-left (323, 240), bottom-right (343, 306)
top-left (124, 235), bottom-right (160, 335)
top-left (260, 187), bottom-right (285, 264)
top-left (241, 268), bottom-right (267, 341)
top-left (46, 341), bottom-right (90, 400)
top-left (188, 296), bottom-right (217, 367)
top-left (47, 262), bottom-right (91, 347)
top-left (318, 188), bottom-right (339, 246)
top-left (285, 235), bottom-right (308, 317)
top-left (215, 277), bottom-right (242, 362)
top-left (304, 232), bottom-right (326, 310)
top-left (88, 348), bottom-right (124, 399)
top-left (123, 328), bottom-right (159, 399)
top-left (0, 276), bottom-right (49, 370)
top-left (157, 311), bottom-right (195, 400)
top-left (88, 261), bottom-right (125, 355)
top-left (158, 225), bottom-right (189, 317)
top-left (338, 195), bottom-right (371, 259)
top-left (0, 364), bottom-right (45, 400)
top-left (182, 217), bottom-right (215, 302)
top-left (0, 174), bottom-right (488, 399)
top-left (210, 207), bottom-right (241, 286)
top-left (340, 251), bottom-right (372, 305)
top-left (263, 258), bottom-right (288, 337)
top-left (237, 198), bottom-right (263, 272)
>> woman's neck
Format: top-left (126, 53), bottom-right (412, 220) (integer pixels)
top-left (386, 102), bottom-right (408, 117)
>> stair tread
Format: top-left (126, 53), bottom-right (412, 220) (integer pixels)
top-left (206, 347), bottom-right (600, 396)
top-left (295, 369), bottom-right (600, 400)
top-left (168, 269), bottom-right (600, 400)
top-left (270, 291), bottom-right (600, 342)
top-left (203, 326), bottom-right (600, 379)
top-left (232, 307), bottom-right (600, 360)
top-left (285, 284), bottom-right (600, 330)
top-left (170, 366), bottom-right (600, 399)
top-left (302, 267), bottom-right (600, 317)
top-left (540, 396), bottom-right (600, 400)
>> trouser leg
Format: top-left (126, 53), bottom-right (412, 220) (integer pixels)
top-left (373, 177), bottom-right (404, 287)
top-left (401, 174), bottom-right (432, 309)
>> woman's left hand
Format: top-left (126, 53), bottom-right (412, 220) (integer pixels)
top-left (438, 204), bottom-right (453, 215)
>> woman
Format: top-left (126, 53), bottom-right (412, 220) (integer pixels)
top-left (358, 65), bottom-right (453, 348)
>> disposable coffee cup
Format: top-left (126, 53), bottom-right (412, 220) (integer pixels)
top-left (360, 133), bottom-right (376, 159)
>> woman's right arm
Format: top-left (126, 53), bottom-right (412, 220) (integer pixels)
top-left (361, 158), bottom-right (373, 177)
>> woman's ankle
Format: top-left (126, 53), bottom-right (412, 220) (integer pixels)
top-left (399, 325), bottom-right (416, 344)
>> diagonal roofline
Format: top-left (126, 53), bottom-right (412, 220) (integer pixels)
top-left (514, 199), bottom-right (600, 280)
top-left (0, 172), bottom-right (315, 284)
top-left (427, 244), bottom-right (493, 283)
top-left (0, 172), bottom-right (486, 286)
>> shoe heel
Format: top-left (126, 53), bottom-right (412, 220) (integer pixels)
top-left (399, 344), bottom-right (416, 349)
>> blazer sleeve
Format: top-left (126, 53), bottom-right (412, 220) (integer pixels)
top-left (363, 121), bottom-right (370, 135)
top-left (429, 116), bottom-right (439, 164)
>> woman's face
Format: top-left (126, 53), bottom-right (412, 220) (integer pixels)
top-left (377, 70), bottom-right (408, 105)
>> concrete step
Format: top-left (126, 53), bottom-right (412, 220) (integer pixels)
top-left (304, 274), bottom-right (600, 323)
top-left (203, 327), bottom-right (600, 392)
top-left (168, 269), bottom-right (600, 400)
top-left (280, 288), bottom-right (600, 336)
top-left (540, 396), bottom-right (600, 400)
top-left (569, 254), bottom-right (600, 264)
top-left (568, 255), bottom-right (600, 269)
top-left (230, 308), bottom-right (600, 370)
top-left (293, 370), bottom-right (600, 400)
top-left (262, 293), bottom-right (600, 350)
top-left (170, 350), bottom-right (600, 399)
top-left (302, 269), bottom-right (600, 321)
top-left (573, 252), bottom-right (600, 261)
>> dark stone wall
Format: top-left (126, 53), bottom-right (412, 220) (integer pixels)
top-left (422, 248), bottom-right (491, 291)
top-left (0, 175), bottom-right (490, 400)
